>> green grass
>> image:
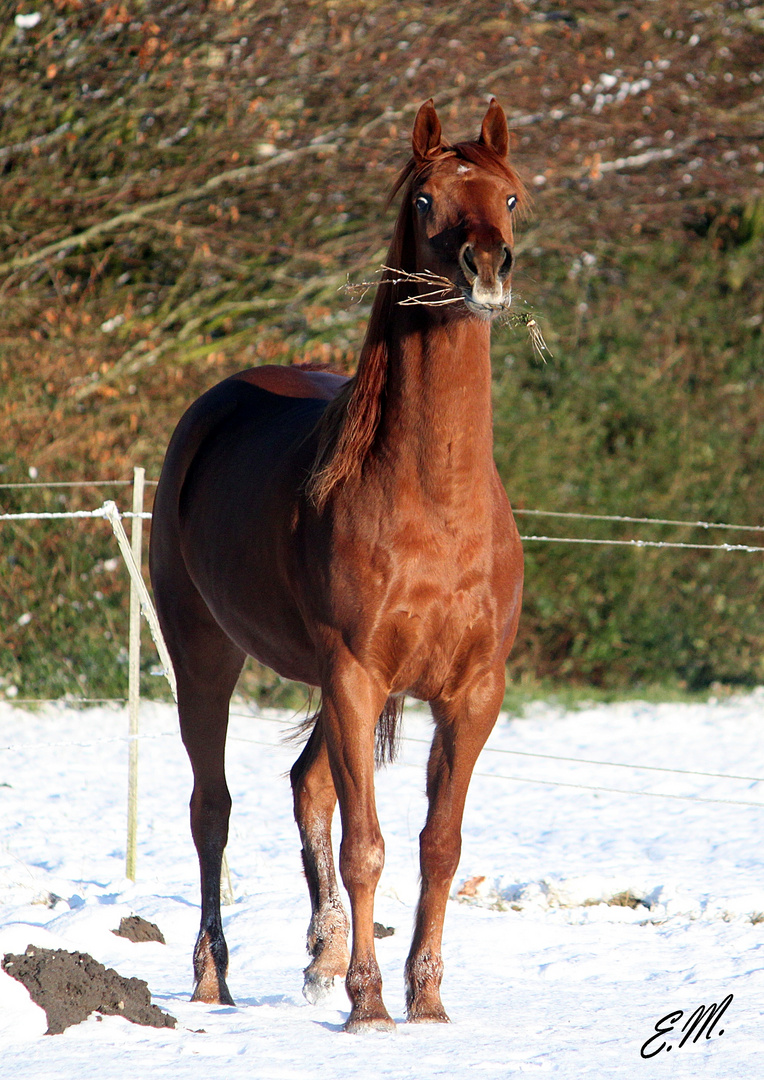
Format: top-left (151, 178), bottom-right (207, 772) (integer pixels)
top-left (494, 206), bottom-right (764, 692)
top-left (501, 673), bottom-right (729, 719)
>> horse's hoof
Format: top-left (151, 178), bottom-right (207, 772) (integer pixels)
top-left (406, 998), bottom-right (450, 1023)
top-left (191, 974), bottom-right (236, 1007)
top-left (343, 1013), bottom-right (397, 1034)
top-left (302, 972), bottom-right (341, 1005)
top-left (407, 1011), bottom-right (450, 1024)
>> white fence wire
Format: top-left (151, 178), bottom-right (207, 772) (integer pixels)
top-left (519, 533), bottom-right (764, 553)
top-left (3, 485), bottom-right (764, 550)
top-left (2, 475), bottom-right (764, 886)
top-left (513, 507), bottom-right (764, 533)
top-left (3, 716), bottom-right (764, 810)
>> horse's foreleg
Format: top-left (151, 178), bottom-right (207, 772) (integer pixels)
top-left (291, 719), bottom-right (350, 1003)
top-left (322, 663), bottom-right (395, 1032)
top-left (405, 669), bottom-right (505, 1023)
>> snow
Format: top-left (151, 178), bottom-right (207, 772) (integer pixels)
top-left (2, 693), bottom-right (764, 1076)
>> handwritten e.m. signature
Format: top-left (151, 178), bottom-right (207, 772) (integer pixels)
top-left (640, 994), bottom-right (733, 1058)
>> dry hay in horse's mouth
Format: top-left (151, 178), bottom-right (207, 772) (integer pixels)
top-left (343, 266), bottom-right (461, 307)
top-left (343, 266), bottom-right (552, 361)
top-left (499, 309), bottom-right (552, 361)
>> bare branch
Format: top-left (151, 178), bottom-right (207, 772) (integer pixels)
top-left (0, 121), bottom-right (71, 162)
top-left (0, 142), bottom-right (339, 278)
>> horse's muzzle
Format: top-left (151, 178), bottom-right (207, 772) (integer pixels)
top-left (459, 241), bottom-right (512, 313)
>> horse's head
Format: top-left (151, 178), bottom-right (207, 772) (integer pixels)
top-left (397, 98), bottom-right (526, 319)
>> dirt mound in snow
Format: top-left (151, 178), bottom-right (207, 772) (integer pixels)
top-left (112, 915), bottom-right (166, 944)
top-left (1, 946), bottom-right (176, 1035)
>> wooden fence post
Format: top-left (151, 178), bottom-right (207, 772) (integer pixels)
top-left (126, 467), bottom-right (145, 882)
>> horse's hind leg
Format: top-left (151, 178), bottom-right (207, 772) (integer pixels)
top-left (181, 653), bottom-right (243, 1006)
top-left (405, 668), bottom-right (505, 1023)
top-left (290, 717), bottom-right (350, 1003)
top-left (156, 569), bottom-right (245, 1005)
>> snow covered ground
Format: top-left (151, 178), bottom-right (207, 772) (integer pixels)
top-left (2, 693), bottom-right (764, 1078)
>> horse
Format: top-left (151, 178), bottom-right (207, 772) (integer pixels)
top-left (149, 97), bottom-right (526, 1032)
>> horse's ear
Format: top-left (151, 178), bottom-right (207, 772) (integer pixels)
top-left (479, 98), bottom-right (509, 159)
top-left (412, 99), bottom-right (442, 162)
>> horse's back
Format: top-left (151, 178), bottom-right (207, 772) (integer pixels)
top-left (149, 366), bottom-right (347, 680)
top-left (152, 366), bottom-right (346, 520)
top-left (232, 365), bottom-right (348, 401)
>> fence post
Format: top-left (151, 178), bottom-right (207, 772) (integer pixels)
top-left (102, 501), bottom-right (177, 700)
top-left (126, 467), bottom-right (145, 882)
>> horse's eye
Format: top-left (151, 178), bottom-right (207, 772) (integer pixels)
top-left (415, 194), bottom-right (432, 214)
top-left (507, 195), bottom-right (517, 212)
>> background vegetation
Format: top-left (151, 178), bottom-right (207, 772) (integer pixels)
top-left (1, 0), bottom-right (762, 703)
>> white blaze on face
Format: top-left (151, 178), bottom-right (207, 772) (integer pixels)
top-left (456, 164), bottom-right (471, 174)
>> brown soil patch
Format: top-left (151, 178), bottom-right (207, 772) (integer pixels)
top-left (1, 946), bottom-right (176, 1035)
top-left (112, 914), bottom-right (166, 944)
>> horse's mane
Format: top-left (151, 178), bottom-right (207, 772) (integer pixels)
top-left (305, 139), bottom-right (528, 512)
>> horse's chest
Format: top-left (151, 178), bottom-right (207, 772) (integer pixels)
top-left (383, 599), bottom-right (493, 697)
top-left (335, 528), bottom-right (504, 695)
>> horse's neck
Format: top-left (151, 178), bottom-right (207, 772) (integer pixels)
top-left (374, 314), bottom-right (496, 499)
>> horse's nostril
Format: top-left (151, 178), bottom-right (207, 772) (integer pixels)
top-left (461, 245), bottom-right (478, 277)
top-left (500, 246), bottom-right (513, 277)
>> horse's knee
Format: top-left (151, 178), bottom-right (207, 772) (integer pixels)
top-left (339, 830), bottom-right (385, 893)
top-left (419, 823), bottom-right (461, 886)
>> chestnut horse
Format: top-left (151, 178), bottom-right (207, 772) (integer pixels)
top-left (150, 98), bottom-right (525, 1032)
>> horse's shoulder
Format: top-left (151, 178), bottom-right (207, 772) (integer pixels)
top-left (229, 365), bottom-right (348, 402)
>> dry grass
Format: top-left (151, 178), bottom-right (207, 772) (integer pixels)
top-left (345, 265), bottom-right (552, 359)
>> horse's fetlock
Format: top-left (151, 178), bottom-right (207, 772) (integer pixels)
top-left (405, 949), bottom-right (444, 1002)
top-left (346, 955), bottom-right (383, 1002)
top-left (307, 897), bottom-right (349, 956)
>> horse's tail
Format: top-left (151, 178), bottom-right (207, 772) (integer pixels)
top-left (288, 694), bottom-right (404, 769)
top-left (375, 696), bottom-right (403, 767)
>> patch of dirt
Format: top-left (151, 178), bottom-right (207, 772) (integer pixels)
top-left (1, 946), bottom-right (176, 1035)
top-left (457, 875), bottom-right (487, 898)
top-left (583, 889), bottom-right (648, 909)
top-left (112, 914), bottom-right (166, 944)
